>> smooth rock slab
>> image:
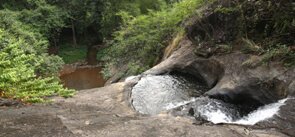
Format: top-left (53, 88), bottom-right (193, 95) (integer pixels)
top-left (0, 83), bottom-right (290, 137)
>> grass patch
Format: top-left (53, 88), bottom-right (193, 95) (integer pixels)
top-left (58, 45), bottom-right (87, 64)
top-left (240, 38), bottom-right (264, 54)
top-left (242, 45), bottom-right (295, 67)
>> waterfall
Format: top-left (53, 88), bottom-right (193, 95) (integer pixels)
top-left (167, 97), bottom-right (289, 125)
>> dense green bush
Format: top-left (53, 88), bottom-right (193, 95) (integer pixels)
top-left (0, 9), bottom-right (65, 75)
top-left (104, 0), bottom-right (211, 76)
top-left (236, 0), bottom-right (294, 66)
top-left (1, 0), bottom-right (67, 45)
top-left (100, 0), bottom-right (169, 38)
top-left (0, 28), bottom-right (74, 102)
top-left (0, 2), bottom-right (74, 102)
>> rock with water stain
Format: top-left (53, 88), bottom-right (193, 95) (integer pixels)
top-left (0, 83), bottom-right (290, 137)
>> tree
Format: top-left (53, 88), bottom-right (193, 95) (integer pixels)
top-left (0, 18), bottom-right (73, 102)
top-left (0, 1), bottom-right (74, 102)
top-left (103, 0), bottom-right (208, 76)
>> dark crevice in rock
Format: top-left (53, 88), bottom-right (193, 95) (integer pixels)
top-left (174, 59), bottom-right (225, 88)
top-left (169, 71), bottom-right (211, 96)
top-left (169, 71), bottom-right (208, 88)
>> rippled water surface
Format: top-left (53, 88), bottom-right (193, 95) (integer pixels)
top-left (131, 73), bottom-right (209, 115)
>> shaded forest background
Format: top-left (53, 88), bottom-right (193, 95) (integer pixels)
top-left (0, 0), bottom-right (293, 102)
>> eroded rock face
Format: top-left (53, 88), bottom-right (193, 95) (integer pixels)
top-left (206, 53), bottom-right (292, 104)
top-left (137, 36), bottom-right (295, 136)
top-left (144, 38), bottom-right (224, 89)
top-left (145, 37), bottom-right (294, 105)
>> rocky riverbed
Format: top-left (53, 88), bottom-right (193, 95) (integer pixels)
top-left (1, 37), bottom-right (294, 137)
top-left (0, 82), bottom-right (293, 137)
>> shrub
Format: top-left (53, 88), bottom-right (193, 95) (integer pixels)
top-left (241, 38), bottom-right (264, 54)
top-left (0, 10), bottom-right (74, 102)
top-left (105, 0), bottom-right (211, 76)
top-left (261, 45), bottom-right (295, 67)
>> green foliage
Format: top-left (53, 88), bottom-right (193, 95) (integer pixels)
top-left (238, 0), bottom-right (294, 67)
top-left (214, 7), bottom-right (238, 14)
top-left (1, 0), bottom-right (292, 104)
top-left (271, 1), bottom-right (294, 33)
top-left (0, 29), bottom-right (74, 102)
top-left (58, 45), bottom-right (87, 64)
top-left (261, 45), bottom-right (295, 67)
top-left (0, 1), bottom-right (74, 102)
top-left (1, 0), bottom-right (67, 43)
top-left (242, 44), bottom-right (294, 68)
top-left (49, 0), bottom-right (169, 46)
top-left (105, 0), bottom-right (210, 76)
top-left (127, 62), bottom-right (150, 76)
top-left (47, 0), bottom-right (178, 65)
top-left (240, 0), bottom-right (294, 39)
top-left (0, 10), bottom-right (64, 76)
top-left (240, 38), bottom-right (264, 54)
top-left (212, 0), bottom-right (295, 67)
top-left (0, 10), bottom-right (47, 54)
top-left (100, 0), bottom-right (169, 38)
top-left (217, 44), bottom-right (233, 54)
top-left (96, 46), bottom-right (110, 61)
top-left (101, 63), bottom-right (113, 79)
top-left (52, 0), bottom-right (103, 33)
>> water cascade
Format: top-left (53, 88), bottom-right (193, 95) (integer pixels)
top-left (130, 74), bottom-right (289, 125)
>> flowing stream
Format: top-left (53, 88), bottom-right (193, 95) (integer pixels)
top-left (130, 74), bottom-right (289, 125)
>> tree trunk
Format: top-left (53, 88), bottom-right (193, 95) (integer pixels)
top-left (71, 20), bottom-right (77, 48)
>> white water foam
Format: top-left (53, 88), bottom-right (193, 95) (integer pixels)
top-left (232, 98), bottom-right (289, 125)
top-left (200, 98), bottom-right (289, 125)
top-left (197, 102), bottom-right (234, 124)
top-left (165, 98), bottom-right (197, 110)
top-left (165, 97), bottom-right (290, 125)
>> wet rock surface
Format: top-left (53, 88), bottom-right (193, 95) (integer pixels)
top-left (138, 36), bottom-right (294, 136)
top-left (0, 83), bottom-right (291, 137)
top-left (256, 99), bottom-right (295, 136)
